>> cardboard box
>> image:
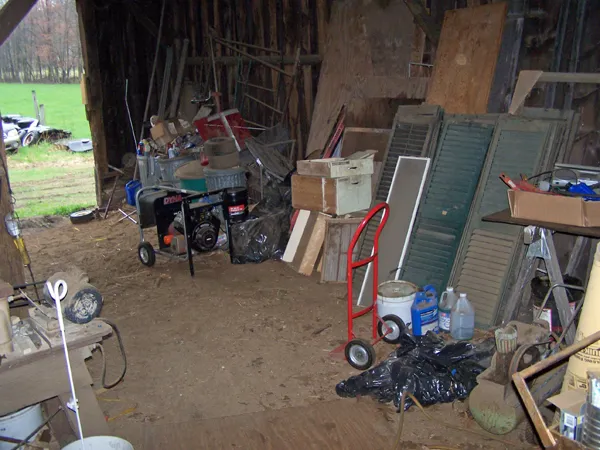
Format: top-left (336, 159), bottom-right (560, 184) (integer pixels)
top-left (291, 174), bottom-right (371, 215)
top-left (508, 189), bottom-right (600, 227)
top-left (548, 389), bottom-right (587, 441)
top-left (296, 157), bottom-right (373, 178)
top-left (150, 122), bottom-right (177, 146)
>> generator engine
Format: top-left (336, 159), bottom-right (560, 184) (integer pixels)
top-left (173, 209), bottom-right (221, 252)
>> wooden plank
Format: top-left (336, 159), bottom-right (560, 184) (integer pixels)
top-left (283, 209), bottom-right (311, 262)
top-left (358, 157), bottom-right (430, 306)
top-left (59, 378), bottom-right (110, 437)
top-left (402, 0), bottom-right (441, 46)
top-left (340, 127), bottom-right (391, 162)
top-left (321, 217), bottom-right (363, 283)
top-left (0, 0), bottom-right (38, 46)
top-left (0, 124), bottom-right (24, 285)
top-left (290, 212), bottom-right (328, 276)
top-left (426, 3), bottom-right (507, 114)
top-left (0, 349), bottom-right (92, 416)
top-left (305, 0), bottom-right (417, 157)
top-left (290, 211), bottom-right (318, 269)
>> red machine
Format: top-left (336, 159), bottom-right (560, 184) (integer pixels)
top-left (331, 202), bottom-right (395, 370)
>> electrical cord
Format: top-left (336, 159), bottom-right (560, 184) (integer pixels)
top-left (96, 318), bottom-right (128, 389)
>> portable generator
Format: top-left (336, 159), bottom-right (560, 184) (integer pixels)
top-left (134, 185), bottom-right (246, 276)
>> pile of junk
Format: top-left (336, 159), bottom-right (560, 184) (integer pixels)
top-left (334, 270), bottom-right (600, 447)
top-left (125, 101), bottom-right (295, 276)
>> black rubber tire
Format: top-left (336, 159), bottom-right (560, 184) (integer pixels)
top-left (22, 130), bottom-right (41, 147)
top-left (138, 242), bottom-right (156, 267)
top-left (69, 209), bottom-right (95, 224)
top-left (377, 315), bottom-right (406, 344)
top-left (344, 339), bottom-right (376, 371)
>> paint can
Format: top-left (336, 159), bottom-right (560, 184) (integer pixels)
top-left (223, 187), bottom-right (249, 223)
top-left (376, 281), bottom-right (418, 328)
top-left (0, 404), bottom-right (44, 450)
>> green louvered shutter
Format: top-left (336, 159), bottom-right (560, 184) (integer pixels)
top-left (397, 119), bottom-right (495, 292)
top-left (450, 117), bottom-right (555, 327)
top-left (353, 106), bottom-right (442, 304)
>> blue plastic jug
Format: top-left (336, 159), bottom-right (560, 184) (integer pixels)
top-left (411, 285), bottom-right (439, 336)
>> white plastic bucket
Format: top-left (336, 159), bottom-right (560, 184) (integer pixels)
top-left (376, 280), bottom-right (418, 328)
top-left (0, 404), bottom-right (44, 450)
top-left (62, 436), bottom-right (134, 450)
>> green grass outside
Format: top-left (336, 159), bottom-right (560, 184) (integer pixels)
top-left (0, 83), bottom-right (90, 138)
top-left (2, 83), bottom-right (96, 217)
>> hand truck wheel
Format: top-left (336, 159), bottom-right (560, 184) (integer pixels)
top-left (138, 242), bottom-right (156, 267)
top-left (345, 339), bottom-right (376, 371)
top-left (377, 315), bottom-right (406, 344)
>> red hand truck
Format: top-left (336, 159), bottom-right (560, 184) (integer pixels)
top-left (331, 202), bottom-right (402, 370)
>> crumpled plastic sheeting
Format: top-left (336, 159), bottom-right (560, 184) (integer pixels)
top-left (229, 181), bottom-right (292, 264)
top-left (336, 331), bottom-right (495, 410)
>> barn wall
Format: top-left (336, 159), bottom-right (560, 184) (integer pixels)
top-left (76, 0), bottom-right (332, 198)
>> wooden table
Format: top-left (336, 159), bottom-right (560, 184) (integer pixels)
top-left (483, 209), bottom-right (600, 345)
top-left (483, 209), bottom-right (600, 238)
top-left (0, 319), bottom-right (113, 437)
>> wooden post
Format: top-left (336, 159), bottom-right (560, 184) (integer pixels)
top-left (76, 0), bottom-right (108, 207)
top-left (32, 90), bottom-right (40, 121)
top-left (0, 122), bottom-right (25, 286)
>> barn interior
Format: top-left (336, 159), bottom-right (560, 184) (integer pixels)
top-left (2, 0), bottom-right (600, 448)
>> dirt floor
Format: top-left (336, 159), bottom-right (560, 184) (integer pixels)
top-left (21, 214), bottom-right (537, 449)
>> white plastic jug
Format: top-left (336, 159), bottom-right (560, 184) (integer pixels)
top-left (438, 287), bottom-right (458, 332)
top-left (450, 293), bottom-right (475, 341)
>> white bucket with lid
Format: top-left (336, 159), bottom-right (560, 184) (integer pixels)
top-left (376, 280), bottom-right (418, 328)
top-left (62, 436), bottom-right (134, 450)
top-left (0, 404), bottom-right (44, 450)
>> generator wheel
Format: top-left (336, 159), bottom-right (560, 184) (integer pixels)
top-left (138, 242), bottom-right (156, 267)
top-left (377, 315), bottom-right (405, 344)
top-left (345, 339), bottom-right (376, 371)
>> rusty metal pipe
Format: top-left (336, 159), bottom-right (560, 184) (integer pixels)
top-left (518, 330), bottom-right (600, 379)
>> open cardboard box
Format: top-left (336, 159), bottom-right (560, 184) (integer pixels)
top-left (547, 389), bottom-right (586, 441)
top-left (508, 189), bottom-right (600, 227)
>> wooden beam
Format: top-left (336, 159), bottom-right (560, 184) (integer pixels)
top-left (76, 0), bottom-right (108, 206)
top-left (0, 0), bottom-right (38, 46)
top-left (187, 54), bottom-right (321, 66)
top-left (402, 0), bottom-right (441, 47)
top-left (509, 70), bottom-right (600, 114)
top-left (0, 123), bottom-right (25, 285)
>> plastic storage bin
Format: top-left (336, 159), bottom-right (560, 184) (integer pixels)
top-left (157, 154), bottom-right (196, 186)
top-left (137, 155), bottom-right (160, 187)
top-left (125, 180), bottom-right (142, 206)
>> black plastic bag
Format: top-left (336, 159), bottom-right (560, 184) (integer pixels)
top-left (229, 182), bottom-right (291, 264)
top-left (336, 330), bottom-right (495, 410)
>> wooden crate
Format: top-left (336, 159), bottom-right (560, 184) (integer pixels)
top-left (321, 216), bottom-right (364, 283)
top-left (296, 158), bottom-right (373, 178)
top-left (291, 174), bottom-right (371, 215)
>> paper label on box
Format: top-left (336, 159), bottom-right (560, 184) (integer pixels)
top-left (168, 122), bottom-right (178, 135)
top-left (563, 413), bottom-right (576, 428)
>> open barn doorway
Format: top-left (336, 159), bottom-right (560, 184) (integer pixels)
top-left (0, 0), bottom-right (96, 220)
